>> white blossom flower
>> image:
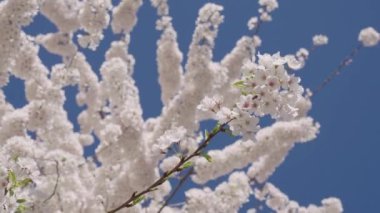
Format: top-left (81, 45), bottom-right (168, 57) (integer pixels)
top-left (260, 12), bottom-right (272, 22)
top-left (160, 155), bottom-right (180, 172)
top-left (229, 111), bottom-right (259, 136)
top-left (258, 52), bottom-right (286, 68)
top-left (151, 0), bottom-right (169, 16)
top-left (296, 48), bottom-right (309, 60)
top-left (248, 17), bottom-right (259, 30)
top-left (184, 172), bottom-right (251, 212)
top-left (259, 0), bottom-right (279, 12)
top-left (253, 183), bottom-right (343, 213)
top-left (247, 209), bottom-right (257, 213)
top-left (155, 126), bottom-right (187, 152)
top-left (285, 54), bottom-right (304, 70)
top-left (197, 95), bottom-right (223, 112)
top-left (266, 76), bottom-right (281, 90)
top-left (79, 134), bottom-right (94, 146)
top-left (252, 35), bottom-right (262, 47)
top-left (216, 107), bottom-right (239, 123)
top-left (99, 123), bottom-right (122, 144)
top-left (313, 34), bottom-right (329, 46)
top-left (111, 0), bottom-right (143, 34)
top-left (358, 27), bottom-right (380, 47)
top-left (193, 118), bottom-right (319, 184)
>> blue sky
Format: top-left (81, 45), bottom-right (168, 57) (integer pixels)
top-left (6, 0), bottom-right (380, 212)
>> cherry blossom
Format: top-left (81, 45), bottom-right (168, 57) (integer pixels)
top-left (359, 27), bottom-right (380, 47)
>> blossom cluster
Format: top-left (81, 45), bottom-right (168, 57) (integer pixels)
top-left (198, 52), bottom-right (312, 138)
top-left (252, 182), bottom-right (343, 213)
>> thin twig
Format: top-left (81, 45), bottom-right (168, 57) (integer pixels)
top-left (313, 44), bottom-right (363, 95)
top-left (43, 160), bottom-right (60, 203)
top-left (157, 168), bottom-right (194, 213)
top-left (107, 120), bottom-right (233, 213)
top-left (252, 19), bottom-right (262, 36)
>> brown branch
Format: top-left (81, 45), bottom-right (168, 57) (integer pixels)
top-left (157, 168), bottom-right (194, 213)
top-left (107, 120), bottom-right (233, 213)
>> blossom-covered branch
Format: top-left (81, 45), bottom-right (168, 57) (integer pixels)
top-left (107, 120), bottom-right (233, 213)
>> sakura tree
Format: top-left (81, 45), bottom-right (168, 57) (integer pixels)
top-left (0, 0), bottom-right (379, 213)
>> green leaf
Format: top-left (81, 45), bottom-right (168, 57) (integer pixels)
top-left (16, 199), bottom-right (26, 203)
top-left (204, 129), bottom-right (210, 138)
top-left (132, 195), bottom-right (145, 206)
top-left (210, 123), bottom-right (221, 135)
top-left (241, 91), bottom-right (249, 96)
top-left (180, 161), bottom-right (193, 170)
top-left (8, 170), bottom-right (16, 185)
top-left (202, 153), bottom-right (212, 162)
top-left (15, 204), bottom-right (26, 213)
top-left (17, 178), bottom-right (33, 188)
top-left (232, 80), bottom-right (245, 89)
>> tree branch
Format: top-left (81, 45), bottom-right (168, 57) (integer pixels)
top-left (107, 120), bottom-right (233, 213)
top-left (314, 44), bottom-right (363, 94)
top-left (157, 168), bottom-right (194, 213)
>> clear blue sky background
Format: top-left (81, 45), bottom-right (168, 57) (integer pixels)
top-left (5, 0), bottom-right (379, 212)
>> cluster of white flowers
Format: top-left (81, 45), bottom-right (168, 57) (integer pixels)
top-left (192, 117), bottom-right (319, 184)
top-left (248, 0), bottom-right (278, 30)
top-left (183, 172), bottom-right (251, 213)
top-left (111, 0), bottom-right (142, 34)
top-left (0, 0), bottom-right (377, 212)
top-left (312, 34), bottom-right (329, 46)
top-left (247, 17), bottom-right (259, 30)
top-left (198, 52), bottom-right (312, 138)
top-left (258, 0), bottom-right (279, 22)
top-left (253, 183), bottom-right (343, 213)
top-left (153, 126), bottom-right (187, 153)
top-left (359, 27), bottom-right (380, 47)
